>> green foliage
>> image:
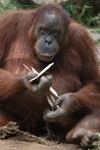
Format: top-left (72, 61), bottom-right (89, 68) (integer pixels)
top-left (0, 0), bottom-right (99, 27)
top-left (0, 0), bottom-right (40, 13)
top-left (93, 29), bottom-right (100, 34)
top-left (61, 1), bottom-right (100, 27)
top-left (88, 133), bottom-right (100, 150)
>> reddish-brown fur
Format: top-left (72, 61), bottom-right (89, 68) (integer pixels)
top-left (0, 4), bottom-right (100, 147)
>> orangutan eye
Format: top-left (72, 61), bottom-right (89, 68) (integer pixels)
top-left (53, 30), bottom-right (60, 36)
top-left (39, 27), bottom-right (48, 35)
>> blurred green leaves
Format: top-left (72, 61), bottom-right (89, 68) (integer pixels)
top-left (0, 0), bottom-right (40, 12)
top-left (0, 0), bottom-right (99, 27)
top-left (61, 1), bottom-right (100, 27)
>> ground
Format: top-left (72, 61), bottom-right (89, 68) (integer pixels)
top-left (0, 30), bottom-right (100, 150)
top-left (0, 140), bottom-right (83, 150)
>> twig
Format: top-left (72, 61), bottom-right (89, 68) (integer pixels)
top-left (29, 63), bottom-right (54, 82)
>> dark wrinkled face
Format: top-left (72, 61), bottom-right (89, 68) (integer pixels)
top-left (34, 11), bottom-right (66, 62)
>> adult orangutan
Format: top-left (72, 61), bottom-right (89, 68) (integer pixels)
top-left (0, 4), bottom-right (100, 148)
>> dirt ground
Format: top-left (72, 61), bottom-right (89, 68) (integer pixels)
top-left (0, 140), bottom-right (83, 150)
top-left (0, 31), bottom-right (99, 150)
top-left (0, 140), bottom-right (82, 150)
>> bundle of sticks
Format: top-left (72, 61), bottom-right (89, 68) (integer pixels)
top-left (23, 63), bottom-right (59, 110)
